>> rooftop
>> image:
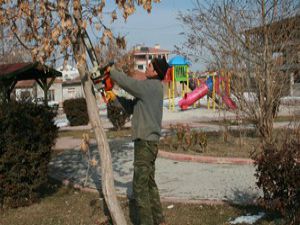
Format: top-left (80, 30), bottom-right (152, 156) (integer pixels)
top-left (133, 45), bottom-right (170, 55)
top-left (0, 62), bottom-right (62, 81)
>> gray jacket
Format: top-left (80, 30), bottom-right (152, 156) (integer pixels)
top-left (110, 68), bottom-right (163, 141)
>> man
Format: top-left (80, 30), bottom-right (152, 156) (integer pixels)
top-left (107, 57), bottom-right (169, 225)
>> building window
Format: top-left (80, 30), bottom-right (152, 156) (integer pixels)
top-left (47, 89), bottom-right (55, 101)
top-left (135, 55), bottom-right (146, 60)
top-left (148, 55), bottom-right (153, 60)
top-left (67, 88), bottom-right (76, 98)
top-left (157, 55), bottom-right (162, 59)
top-left (137, 65), bottom-right (144, 70)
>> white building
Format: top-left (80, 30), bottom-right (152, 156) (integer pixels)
top-left (56, 64), bottom-right (80, 81)
top-left (14, 64), bottom-right (84, 107)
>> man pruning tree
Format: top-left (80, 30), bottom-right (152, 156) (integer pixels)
top-left (104, 57), bottom-right (169, 225)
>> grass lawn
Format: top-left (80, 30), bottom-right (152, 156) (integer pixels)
top-left (1, 179), bottom-right (282, 225)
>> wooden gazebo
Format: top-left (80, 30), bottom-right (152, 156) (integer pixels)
top-left (0, 62), bottom-right (62, 104)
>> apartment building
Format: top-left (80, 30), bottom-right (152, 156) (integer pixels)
top-left (133, 44), bottom-right (170, 72)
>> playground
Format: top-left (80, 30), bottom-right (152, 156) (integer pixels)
top-left (162, 55), bottom-right (237, 112)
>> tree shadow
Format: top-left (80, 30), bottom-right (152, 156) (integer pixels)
top-left (227, 188), bottom-right (283, 224)
top-left (49, 136), bottom-right (137, 224)
top-left (37, 176), bottom-right (63, 199)
top-left (229, 188), bottom-right (260, 205)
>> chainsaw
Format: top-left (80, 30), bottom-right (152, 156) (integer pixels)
top-left (79, 29), bottom-right (125, 109)
top-left (90, 62), bottom-right (116, 104)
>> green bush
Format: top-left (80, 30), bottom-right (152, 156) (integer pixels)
top-left (0, 102), bottom-right (58, 208)
top-left (63, 98), bottom-right (89, 126)
top-left (254, 127), bottom-right (300, 225)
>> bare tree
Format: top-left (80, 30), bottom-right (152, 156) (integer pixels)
top-left (0, 1), bottom-right (161, 224)
top-left (177, 0), bottom-right (299, 144)
top-left (0, 25), bottom-right (31, 63)
top-left (95, 40), bottom-right (135, 76)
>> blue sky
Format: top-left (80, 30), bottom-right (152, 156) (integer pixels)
top-left (105, 0), bottom-right (203, 70)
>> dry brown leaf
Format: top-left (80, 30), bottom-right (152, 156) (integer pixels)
top-left (90, 157), bottom-right (98, 167)
top-left (111, 10), bottom-right (117, 23)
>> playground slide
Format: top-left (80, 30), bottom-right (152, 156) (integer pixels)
top-left (221, 95), bottom-right (237, 110)
top-left (178, 83), bottom-right (209, 110)
top-left (179, 76), bottom-right (237, 110)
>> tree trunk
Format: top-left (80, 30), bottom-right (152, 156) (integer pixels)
top-left (74, 43), bottom-right (127, 225)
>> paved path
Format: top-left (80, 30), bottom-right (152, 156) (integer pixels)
top-left (51, 103), bottom-right (299, 204)
top-left (49, 137), bottom-right (261, 204)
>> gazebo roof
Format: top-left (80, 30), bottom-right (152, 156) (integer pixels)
top-left (0, 62), bottom-right (62, 81)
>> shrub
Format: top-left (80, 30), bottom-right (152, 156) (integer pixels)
top-left (107, 96), bottom-right (131, 130)
top-left (0, 102), bottom-right (58, 208)
top-left (162, 124), bottom-right (207, 152)
top-left (254, 127), bottom-right (300, 225)
top-left (63, 98), bottom-right (89, 126)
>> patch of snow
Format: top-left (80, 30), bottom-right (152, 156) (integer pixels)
top-left (163, 97), bottom-right (181, 108)
top-left (229, 212), bottom-right (265, 224)
top-left (243, 92), bottom-right (257, 102)
top-left (281, 96), bottom-right (300, 100)
top-left (123, 142), bottom-right (134, 148)
top-left (54, 118), bottom-right (70, 128)
top-left (167, 204), bottom-right (174, 209)
top-left (48, 101), bottom-right (59, 107)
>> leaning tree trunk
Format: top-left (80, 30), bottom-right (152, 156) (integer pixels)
top-left (74, 40), bottom-right (127, 225)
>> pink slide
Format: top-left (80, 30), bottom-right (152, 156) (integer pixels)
top-left (178, 83), bottom-right (209, 110)
top-left (221, 95), bottom-right (237, 110)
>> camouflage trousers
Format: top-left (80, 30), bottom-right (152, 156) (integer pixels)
top-left (133, 139), bottom-right (165, 225)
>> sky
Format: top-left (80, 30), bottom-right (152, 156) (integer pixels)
top-left (105, 0), bottom-right (203, 71)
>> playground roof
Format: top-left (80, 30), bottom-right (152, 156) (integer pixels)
top-left (168, 55), bottom-right (191, 66)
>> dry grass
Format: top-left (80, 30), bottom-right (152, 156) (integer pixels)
top-left (200, 115), bottom-right (300, 126)
top-left (160, 130), bottom-right (261, 158)
top-left (0, 179), bottom-right (106, 225)
top-left (57, 125), bottom-right (296, 159)
top-left (58, 128), bottom-right (131, 139)
top-left (0, 179), bottom-right (281, 225)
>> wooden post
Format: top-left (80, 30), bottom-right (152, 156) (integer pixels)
top-left (6, 79), bottom-right (17, 101)
top-left (186, 65), bottom-right (189, 95)
top-left (212, 74), bottom-right (216, 111)
top-left (168, 82), bottom-right (171, 110)
top-left (36, 76), bottom-right (55, 106)
top-left (207, 75), bottom-right (210, 109)
top-left (172, 66), bottom-right (175, 111)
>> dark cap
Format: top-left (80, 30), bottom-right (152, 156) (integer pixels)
top-left (151, 56), bottom-right (169, 80)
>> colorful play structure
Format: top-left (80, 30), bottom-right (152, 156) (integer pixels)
top-left (165, 55), bottom-right (237, 111)
top-left (164, 55), bottom-right (190, 111)
top-left (178, 72), bottom-right (237, 110)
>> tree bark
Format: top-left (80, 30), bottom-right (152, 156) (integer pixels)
top-left (74, 42), bottom-right (127, 225)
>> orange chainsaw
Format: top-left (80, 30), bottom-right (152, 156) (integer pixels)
top-left (90, 62), bottom-right (115, 103)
